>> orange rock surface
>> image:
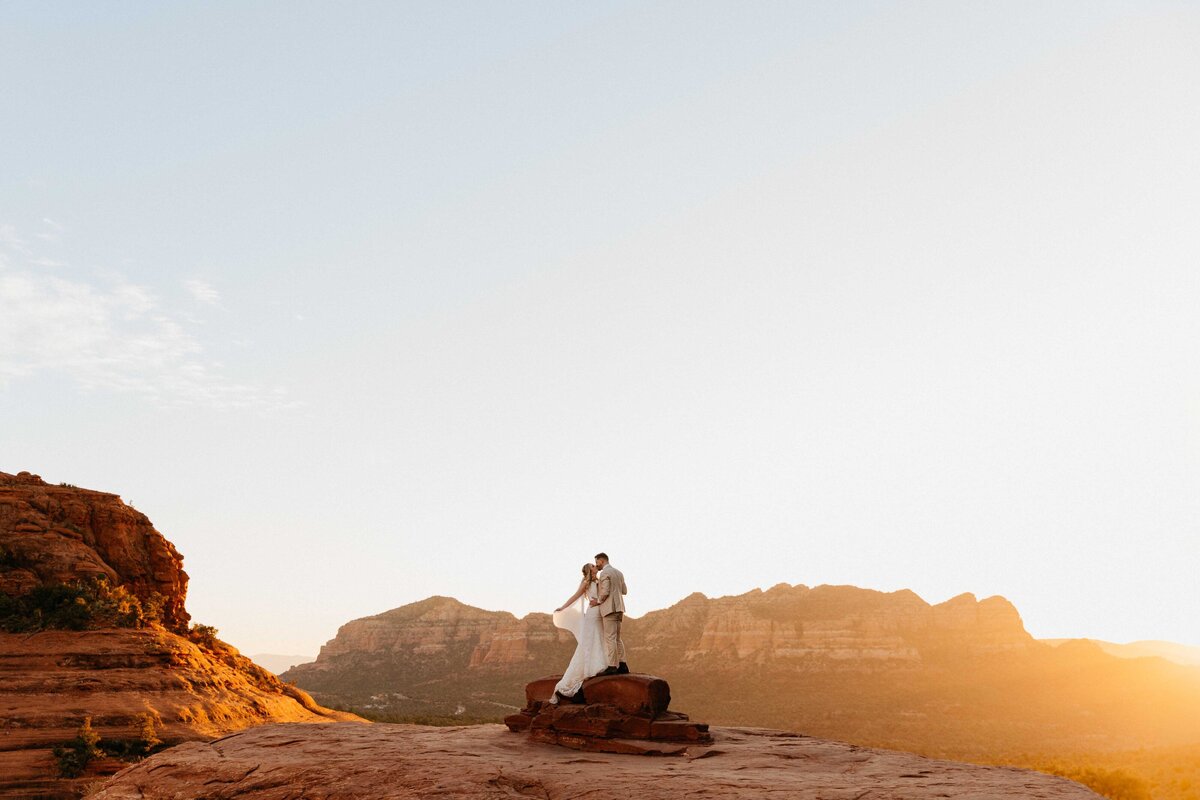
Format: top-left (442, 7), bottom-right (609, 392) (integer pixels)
top-left (0, 471), bottom-right (189, 629)
top-left (91, 721), bottom-right (1102, 799)
top-left (0, 471), bottom-right (360, 799)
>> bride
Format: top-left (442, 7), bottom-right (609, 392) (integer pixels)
top-left (549, 563), bottom-right (608, 703)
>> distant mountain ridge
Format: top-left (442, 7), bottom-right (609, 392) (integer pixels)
top-left (1042, 638), bottom-right (1200, 666)
top-left (282, 584), bottom-right (1200, 757)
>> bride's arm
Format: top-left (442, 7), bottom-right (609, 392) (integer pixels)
top-left (555, 579), bottom-right (589, 613)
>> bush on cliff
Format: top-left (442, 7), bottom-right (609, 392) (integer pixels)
top-left (187, 622), bottom-right (219, 649)
top-left (52, 714), bottom-right (165, 777)
top-left (52, 717), bottom-right (103, 777)
top-left (0, 577), bottom-right (164, 632)
top-left (98, 713), bottom-right (164, 760)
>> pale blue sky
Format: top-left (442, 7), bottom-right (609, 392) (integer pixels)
top-left (2, 1), bottom-right (1198, 655)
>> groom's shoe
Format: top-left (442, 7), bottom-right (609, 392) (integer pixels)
top-left (617, 662), bottom-right (630, 674)
top-left (599, 666), bottom-right (620, 676)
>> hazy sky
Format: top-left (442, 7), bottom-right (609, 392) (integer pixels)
top-left (2, 2), bottom-right (1198, 656)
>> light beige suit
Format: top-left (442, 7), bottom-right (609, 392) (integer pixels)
top-left (596, 564), bottom-right (627, 667)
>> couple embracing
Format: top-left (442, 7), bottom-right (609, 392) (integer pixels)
top-left (549, 552), bottom-right (628, 704)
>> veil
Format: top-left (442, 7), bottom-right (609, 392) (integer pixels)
top-left (552, 596), bottom-right (585, 643)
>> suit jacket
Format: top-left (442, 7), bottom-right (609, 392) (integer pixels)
top-left (596, 564), bottom-right (627, 616)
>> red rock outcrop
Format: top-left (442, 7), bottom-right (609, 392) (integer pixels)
top-left (0, 471), bottom-right (361, 799)
top-left (90, 721), bottom-right (1103, 799)
top-left (313, 596), bottom-right (511, 659)
top-left (281, 597), bottom-right (574, 719)
top-left (0, 471), bottom-right (189, 629)
top-left (504, 673), bottom-right (711, 755)
top-left (468, 612), bottom-right (562, 667)
top-left (299, 596), bottom-right (566, 668)
top-left (662, 584), bottom-right (1034, 663)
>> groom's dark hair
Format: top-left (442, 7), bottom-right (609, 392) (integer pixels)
top-left (594, 552), bottom-right (608, 561)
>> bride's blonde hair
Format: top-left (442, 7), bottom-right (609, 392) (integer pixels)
top-left (581, 563), bottom-right (597, 583)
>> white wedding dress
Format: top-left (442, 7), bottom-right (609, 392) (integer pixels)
top-left (550, 581), bottom-right (608, 702)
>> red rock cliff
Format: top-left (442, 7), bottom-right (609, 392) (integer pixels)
top-left (0, 471), bottom-right (189, 630)
top-left (0, 470), bottom-right (361, 800)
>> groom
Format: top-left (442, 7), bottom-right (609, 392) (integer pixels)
top-left (590, 552), bottom-right (629, 675)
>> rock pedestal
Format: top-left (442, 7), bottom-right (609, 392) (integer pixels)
top-left (505, 673), bottom-right (712, 755)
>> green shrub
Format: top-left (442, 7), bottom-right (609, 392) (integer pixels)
top-left (53, 717), bottom-right (102, 778)
top-left (99, 714), bottom-right (162, 760)
top-left (188, 623), bottom-right (219, 649)
top-left (134, 712), bottom-right (162, 755)
top-left (53, 714), bottom-right (166, 777)
top-left (0, 578), bottom-right (162, 633)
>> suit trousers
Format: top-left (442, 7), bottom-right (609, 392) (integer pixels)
top-left (602, 611), bottom-right (624, 667)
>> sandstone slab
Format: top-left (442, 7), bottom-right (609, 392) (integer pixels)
top-left (92, 721), bottom-right (1103, 799)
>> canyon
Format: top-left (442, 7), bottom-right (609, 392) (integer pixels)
top-left (284, 585), bottom-right (1200, 759)
top-left (2, 468), bottom-right (1186, 798)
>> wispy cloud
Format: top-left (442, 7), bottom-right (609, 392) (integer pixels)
top-left (0, 224), bottom-right (298, 412)
top-left (35, 217), bottom-right (66, 241)
top-left (0, 224), bottom-right (31, 259)
top-left (184, 278), bottom-right (221, 305)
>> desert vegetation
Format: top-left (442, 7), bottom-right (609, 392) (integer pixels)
top-left (52, 714), bottom-right (164, 778)
top-left (0, 577), bottom-right (164, 632)
top-left (186, 622), bottom-right (220, 648)
top-left (1004, 746), bottom-right (1200, 800)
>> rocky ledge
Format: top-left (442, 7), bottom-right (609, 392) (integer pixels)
top-left (0, 471), bottom-right (358, 798)
top-left (93, 721), bottom-right (1100, 799)
top-left (504, 673), bottom-right (712, 755)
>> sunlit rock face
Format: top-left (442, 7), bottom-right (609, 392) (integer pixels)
top-left (468, 613), bottom-right (562, 667)
top-left (290, 584), bottom-right (1035, 697)
top-left (0, 471), bottom-right (360, 800)
top-left (311, 596), bottom-right (561, 662)
top-left (0, 471), bottom-right (190, 630)
top-left (659, 584), bottom-right (1034, 663)
top-left (283, 596), bottom-right (576, 720)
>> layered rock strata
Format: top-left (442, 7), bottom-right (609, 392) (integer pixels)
top-left (0, 471), bottom-right (359, 799)
top-left (504, 673), bottom-right (712, 755)
top-left (0, 471), bottom-right (189, 629)
top-left (285, 586), bottom-right (1200, 758)
top-left (92, 721), bottom-right (1102, 799)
